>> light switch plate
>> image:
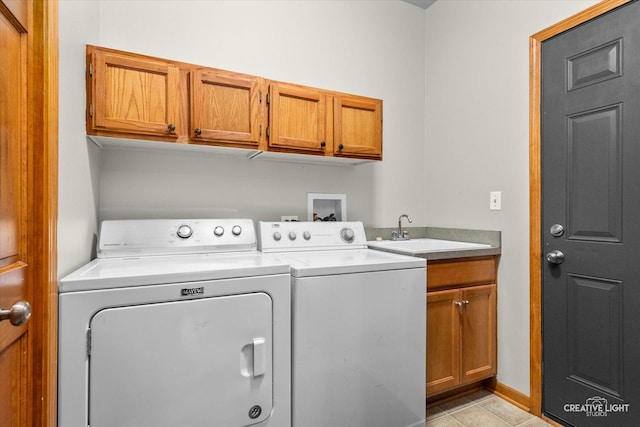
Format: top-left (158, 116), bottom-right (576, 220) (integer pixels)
top-left (490, 191), bottom-right (502, 210)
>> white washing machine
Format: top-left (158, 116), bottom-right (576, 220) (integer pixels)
top-left (258, 221), bottom-right (426, 427)
top-left (58, 219), bottom-right (291, 427)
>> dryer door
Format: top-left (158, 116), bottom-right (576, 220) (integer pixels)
top-left (88, 292), bottom-right (273, 427)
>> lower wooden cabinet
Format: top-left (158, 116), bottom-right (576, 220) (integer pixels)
top-left (426, 257), bottom-right (497, 398)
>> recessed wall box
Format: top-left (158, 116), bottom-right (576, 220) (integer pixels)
top-left (307, 193), bottom-right (347, 221)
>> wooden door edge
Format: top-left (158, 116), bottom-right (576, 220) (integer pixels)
top-left (528, 0), bottom-right (631, 417)
top-left (28, 0), bottom-right (59, 425)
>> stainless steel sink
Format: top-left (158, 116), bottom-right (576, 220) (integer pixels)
top-left (367, 238), bottom-right (492, 255)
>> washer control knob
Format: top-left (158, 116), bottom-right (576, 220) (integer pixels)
top-left (232, 225), bottom-right (242, 236)
top-left (214, 226), bottom-right (224, 237)
top-left (288, 231), bottom-right (297, 241)
top-left (303, 231), bottom-right (311, 241)
top-left (273, 231), bottom-right (282, 241)
top-left (177, 225), bottom-right (193, 239)
top-left (341, 228), bottom-right (355, 243)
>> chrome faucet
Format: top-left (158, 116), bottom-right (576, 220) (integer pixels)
top-left (391, 214), bottom-right (412, 241)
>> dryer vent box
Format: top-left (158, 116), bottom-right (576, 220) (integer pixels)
top-left (308, 193), bottom-right (347, 222)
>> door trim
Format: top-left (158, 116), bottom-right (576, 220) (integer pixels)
top-left (28, 0), bottom-right (58, 425)
top-left (529, 0), bottom-right (632, 417)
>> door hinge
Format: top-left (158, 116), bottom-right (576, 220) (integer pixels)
top-left (89, 104), bottom-right (93, 118)
top-left (266, 93), bottom-right (270, 105)
top-left (266, 126), bottom-right (270, 139)
top-left (88, 63), bottom-right (93, 77)
top-left (259, 124), bottom-right (262, 137)
top-left (259, 90), bottom-right (262, 104)
top-left (86, 329), bottom-right (92, 357)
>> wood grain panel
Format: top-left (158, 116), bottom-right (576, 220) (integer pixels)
top-left (191, 69), bottom-right (263, 147)
top-left (461, 284), bottom-right (496, 384)
top-left (333, 95), bottom-right (382, 158)
top-left (426, 289), bottom-right (460, 396)
top-left (91, 48), bottom-right (180, 138)
top-left (0, 334), bottom-right (28, 427)
top-left (0, 1), bottom-right (33, 424)
top-left (1, 0), bottom-right (26, 29)
top-left (0, 7), bottom-right (22, 268)
top-left (269, 82), bottom-right (326, 152)
top-left (427, 256), bottom-right (497, 290)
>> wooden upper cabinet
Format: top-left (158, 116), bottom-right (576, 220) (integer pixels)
top-left (190, 69), bottom-right (264, 148)
top-left (333, 95), bottom-right (382, 159)
top-left (268, 82), bottom-right (327, 153)
top-left (88, 47), bottom-right (181, 139)
top-left (85, 45), bottom-right (383, 161)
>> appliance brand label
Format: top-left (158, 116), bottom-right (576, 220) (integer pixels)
top-left (181, 287), bottom-right (204, 296)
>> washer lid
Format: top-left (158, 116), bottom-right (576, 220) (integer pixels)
top-left (59, 252), bottom-right (290, 293)
top-left (263, 249), bottom-right (425, 277)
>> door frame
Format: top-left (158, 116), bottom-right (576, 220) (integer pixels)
top-left (27, 0), bottom-right (59, 425)
top-left (528, 0), bottom-right (632, 418)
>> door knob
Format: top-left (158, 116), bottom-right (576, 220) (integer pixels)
top-left (0, 301), bottom-right (31, 326)
top-left (546, 250), bottom-right (565, 265)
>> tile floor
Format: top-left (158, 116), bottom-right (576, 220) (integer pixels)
top-left (426, 390), bottom-right (554, 427)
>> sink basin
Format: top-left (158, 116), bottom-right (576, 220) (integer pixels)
top-left (367, 238), bottom-right (492, 255)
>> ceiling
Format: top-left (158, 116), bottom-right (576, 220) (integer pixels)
top-left (401, 0), bottom-right (436, 9)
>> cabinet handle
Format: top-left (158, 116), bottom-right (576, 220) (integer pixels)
top-left (194, 128), bottom-right (202, 137)
top-left (167, 123), bottom-right (176, 133)
top-left (463, 300), bottom-right (470, 305)
top-left (338, 143), bottom-right (344, 151)
top-left (320, 141), bottom-right (326, 148)
top-left (454, 301), bottom-right (463, 307)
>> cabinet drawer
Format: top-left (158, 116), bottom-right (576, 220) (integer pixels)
top-left (427, 256), bottom-right (497, 290)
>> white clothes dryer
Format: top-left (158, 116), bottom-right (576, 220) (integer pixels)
top-left (58, 219), bottom-right (291, 427)
top-left (258, 221), bottom-right (426, 427)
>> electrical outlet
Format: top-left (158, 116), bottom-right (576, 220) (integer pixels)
top-left (490, 191), bottom-right (502, 211)
top-left (281, 215), bottom-right (299, 222)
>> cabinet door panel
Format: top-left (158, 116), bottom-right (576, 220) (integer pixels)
top-left (91, 50), bottom-right (180, 137)
top-left (460, 284), bottom-right (497, 384)
top-left (269, 83), bottom-right (326, 153)
top-left (426, 289), bottom-right (460, 396)
top-left (333, 95), bottom-right (382, 158)
top-left (191, 70), bottom-right (262, 147)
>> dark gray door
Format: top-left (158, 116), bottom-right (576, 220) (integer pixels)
top-left (542, 1), bottom-right (640, 425)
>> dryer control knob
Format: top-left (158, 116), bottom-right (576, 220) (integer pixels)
top-left (303, 231), bottom-right (311, 240)
top-left (288, 231), bottom-right (297, 241)
top-left (177, 225), bottom-right (193, 239)
top-left (232, 225), bottom-right (242, 236)
top-left (214, 226), bottom-right (224, 237)
top-left (273, 231), bottom-right (282, 241)
top-left (341, 228), bottom-right (355, 243)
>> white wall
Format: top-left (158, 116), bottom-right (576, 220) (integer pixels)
top-left (58, 0), bottom-right (427, 276)
top-left (58, 0), bottom-right (102, 275)
top-left (424, 0), bottom-right (598, 395)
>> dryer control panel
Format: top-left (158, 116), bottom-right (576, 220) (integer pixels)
top-left (98, 219), bottom-right (257, 258)
top-left (258, 221), bottom-right (368, 252)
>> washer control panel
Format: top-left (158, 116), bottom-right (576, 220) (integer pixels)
top-left (258, 221), bottom-right (368, 252)
top-left (98, 219), bottom-right (255, 258)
